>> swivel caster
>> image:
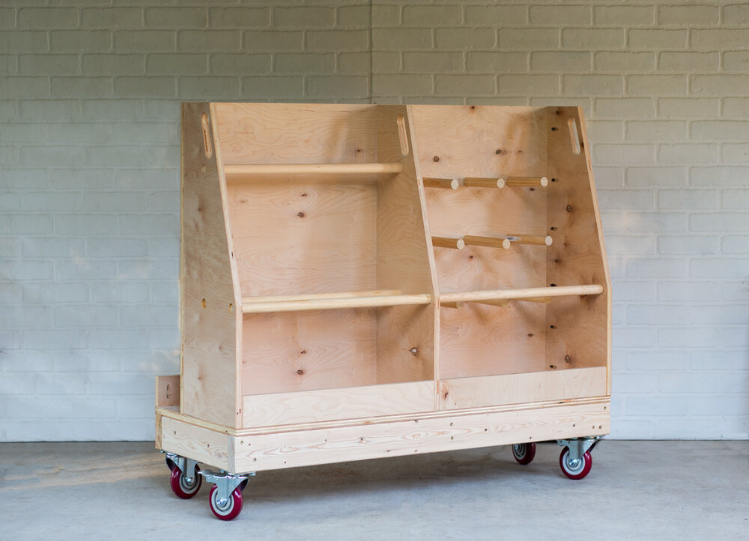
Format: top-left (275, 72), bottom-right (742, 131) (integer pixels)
top-left (200, 470), bottom-right (253, 521)
top-left (511, 442), bottom-right (536, 465)
top-left (557, 437), bottom-right (599, 480)
top-left (165, 453), bottom-right (202, 499)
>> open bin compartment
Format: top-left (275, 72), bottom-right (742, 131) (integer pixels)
top-left (408, 105), bottom-right (610, 411)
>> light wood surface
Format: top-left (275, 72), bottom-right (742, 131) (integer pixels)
top-left (440, 284), bottom-right (604, 303)
top-left (432, 236), bottom-right (465, 249)
top-left (440, 367), bottom-right (607, 410)
top-left (242, 381), bottom-right (434, 427)
top-left (156, 375), bottom-right (180, 407)
top-left (214, 103), bottom-right (380, 165)
top-left (161, 416), bottom-right (231, 471)
top-left (225, 163), bottom-right (402, 176)
top-left (375, 105), bottom-right (436, 386)
top-left (545, 107), bottom-right (611, 385)
top-left (240, 293), bottom-right (432, 313)
top-left (242, 289), bottom-right (400, 304)
top-left (180, 103), bottom-right (240, 428)
top-left (232, 400), bottom-right (609, 473)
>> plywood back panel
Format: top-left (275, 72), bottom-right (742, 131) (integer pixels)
top-left (213, 103), bottom-right (379, 165)
top-left (410, 105), bottom-right (550, 378)
top-left (227, 178), bottom-right (377, 297)
top-left (545, 108), bottom-right (611, 382)
top-left (181, 102), bottom-right (240, 428)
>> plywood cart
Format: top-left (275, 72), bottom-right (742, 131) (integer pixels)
top-left (155, 103), bottom-right (611, 520)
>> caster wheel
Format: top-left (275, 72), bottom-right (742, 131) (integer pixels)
top-left (170, 464), bottom-right (202, 499)
top-left (512, 442), bottom-right (536, 465)
top-left (165, 455), bottom-right (176, 471)
top-left (209, 485), bottom-right (243, 521)
top-left (559, 447), bottom-right (592, 480)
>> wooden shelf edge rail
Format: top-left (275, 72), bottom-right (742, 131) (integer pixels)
top-left (225, 163), bottom-right (403, 176)
top-left (242, 292), bottom-right (433, 314)
top-left (423, 176), bottom-right (548, 189)
top-left (440, 284), bottom-right (604, 304)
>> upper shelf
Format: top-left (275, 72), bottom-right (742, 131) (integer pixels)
top-left (224, 163), bottom-right (403, 178)
top-left (242, 289), bottom-right (433, 314)
top-left (440, 285), bottom-right (604, 304)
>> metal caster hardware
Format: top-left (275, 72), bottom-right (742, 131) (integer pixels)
top-left (511, 442), bottom-right (536, 465)
top-left (556, 437), bottom-right (600, 480)
top-left (164, 452), bottom-right (202, 499)
top-left (199, 470), bottom-right (254, 521)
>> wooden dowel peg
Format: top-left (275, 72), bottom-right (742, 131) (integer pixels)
top-left (505, 234), bottom-right (553, 246)
top-left (423, 177), bottom-right (460, 190)
top-left (463, 177), bottom-right (506, 189)
top-left (243, 289), bottom-right (401, 304)
top-left (463, 235), bottom-right (511, 249)
top-left (432, 236), bottom-right (465, 249)
top-left (502, 176), bottom-right (548, 188)
top-left (441, 301), bottom-right (465, 309)
top-left (475, 299), bottom-right (509, 308)
top-left (440, 284), bottom-right (605, 304)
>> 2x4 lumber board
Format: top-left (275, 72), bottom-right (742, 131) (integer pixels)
top-left (232, 400), bottom-right (610, 473)
top-left (241, 293), bottom-right (432, 314)
top-left (242, 381), bottom-right (435, 428)
top-left (243, 289), bottom-right (400, 304)
top-left (439, 367), bottom-right (608, 410)
top-left (160, 416), bottom-right (231, 471)
top-left (440, 284), bottom-right (603, 304)
top-left (156, 375), bottom-right (180, 408)
top-left (224, 163), bottom-right (402, 176)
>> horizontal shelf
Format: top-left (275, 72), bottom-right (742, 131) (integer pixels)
top-left (440, 284), bottom-right (604, 304)
top-left (242, 291), bottom-right (432, 314)
top-left (225, 163), bottom-right (403, 177)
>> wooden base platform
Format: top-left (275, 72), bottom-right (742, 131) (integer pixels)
top-left (156, 397), bottom-right (610, 474)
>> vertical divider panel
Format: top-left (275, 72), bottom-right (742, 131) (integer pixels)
top-left (181, 103), bottom-right (241, 428)
top-left (545, 107), bottom-right (611, 388)
top-left (375, 106), bottom-right (437, 393)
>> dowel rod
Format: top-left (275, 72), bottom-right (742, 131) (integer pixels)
top-left (505, 234), bottom-right (553, 247)
top-left (440, 284), bottom-right (604, 304)
top-left (463, 235), bottom-right (511, 249)
top-left (503, 176), bottom-right (548, 188)
top-left (423, 177), bottom-right (460, 190)
top-left (441, 301), bottom-right (465, 309)
top-left (243, 289), bottom-right (401, 304)
top-left (225, 163), bottom-right (403, 176)
top-left (463, 177), bottom-right (505, 189)
top-left (242, 294), bottom-right (432, 314)
top-left (432, 236), bottom-right (465, 250)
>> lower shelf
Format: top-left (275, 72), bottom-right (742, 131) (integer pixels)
top-left (242, 381), bottom-right (435, 427)
top-left (157, 398), bottom-right (610, 473)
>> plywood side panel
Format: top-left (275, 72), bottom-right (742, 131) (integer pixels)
top-left (242, 381), bottom-right (434, 428)
top-left (545, 108), bottom-right (611, 381)
top-left (241, 309), bottom-right (376, 395)
top-left (410, 105), bottom-right (550, 380)
top-left (375, 106), bottom-right (436, 385)
top-left (181, 102), bottom-right (239, 428)
top-left (439, 367), bottom-right (607, 410)
top-left (214, 103), bottom-right (379, 165)
top-left (227, 179), bottom-right (377, 297)
top-left (233, 400), bottom-right (609, 473)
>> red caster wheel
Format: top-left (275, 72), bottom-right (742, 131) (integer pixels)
top-left (512, 442), bottom-right (536, 465)
top-left (209, 485), bottom-right (243, 521)
top-left (170, 464), bottom-right (202, 499)
top-left (559, 447), bottom-right (592, 480)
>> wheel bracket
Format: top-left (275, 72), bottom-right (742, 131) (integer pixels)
top-left (556, 437), bottom-right (600, 463)
top-left (199, 470), bottom-right (254, 507)
top-left (165, 452), bottom-right (199, 484)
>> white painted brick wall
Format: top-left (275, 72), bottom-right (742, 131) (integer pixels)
top-left (1, 1), bottom-right (747, 441)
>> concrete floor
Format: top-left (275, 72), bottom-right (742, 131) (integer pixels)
top-left (0, 441), bottom-right (746, 539)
